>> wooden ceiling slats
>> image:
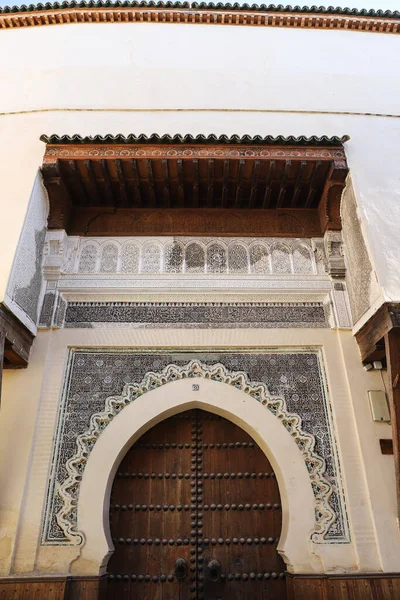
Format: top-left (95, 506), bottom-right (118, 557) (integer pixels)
top-left (46, 155), bottom-right (342, 212)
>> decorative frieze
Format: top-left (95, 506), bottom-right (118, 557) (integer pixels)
top-left (64, 301), bottom-right (328, 329)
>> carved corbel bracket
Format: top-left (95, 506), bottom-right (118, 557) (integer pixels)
top-left (318, 160), bottom-right (348, 233)
top-left (323, 231), bottom-right (346, 279)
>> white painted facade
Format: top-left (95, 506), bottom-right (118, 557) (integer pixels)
top-left (0, 4), bottom-right (400, 586)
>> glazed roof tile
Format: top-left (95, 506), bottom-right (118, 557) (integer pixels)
top-left (1, 2), bottom-right (399, 18)
top-left (40, 133), bottom-right (350, 146)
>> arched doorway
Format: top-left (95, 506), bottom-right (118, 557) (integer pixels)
top-left (106, 408), bottom-right (286, 599)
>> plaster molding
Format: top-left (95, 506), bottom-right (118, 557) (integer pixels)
top-left (60, 360), bottom-right (335, 551)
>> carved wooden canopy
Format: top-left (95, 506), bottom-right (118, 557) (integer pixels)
top-left (41, 134), bottom-right (349, 237)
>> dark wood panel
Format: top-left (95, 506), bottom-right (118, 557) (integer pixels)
top-left (0, 578), bottom-right (67, 600)
top-left (66, 207), bottom-right (323, 238)
top-left (65, 576), bottom-right (107, 600)
top-left (287, 575), bottom-right (400, 600)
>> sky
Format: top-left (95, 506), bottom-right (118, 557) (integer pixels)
top-left (0, 0), bottom-right (399, 8)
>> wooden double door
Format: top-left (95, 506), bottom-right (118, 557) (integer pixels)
top-left (107, 409), bottom-right (286, 599)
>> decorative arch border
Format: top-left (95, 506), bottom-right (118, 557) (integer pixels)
top-left (58, 360), bottom-right (335, 548)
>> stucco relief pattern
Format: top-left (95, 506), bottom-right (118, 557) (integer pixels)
top-left (6, 173), bottom-right (48, 327)
top-left (64, 301), bottom-right (328, 329)
top-left (42, 350), bottom-right (349, 546)
top-left (68, 236), bottom-right (324, 276)
top-left (341, 182), bottom-right (380, 323)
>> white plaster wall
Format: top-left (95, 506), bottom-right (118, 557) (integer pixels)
top-left (0, 23), bottom-right (399, 311)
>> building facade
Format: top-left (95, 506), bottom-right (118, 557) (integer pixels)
top-left (0, 2), bottom-right (400, 598)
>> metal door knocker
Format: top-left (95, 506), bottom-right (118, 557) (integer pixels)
top-left (174, 558), bottom-right (187, 581)
top-left (207, 559), bottom-right (222, 582)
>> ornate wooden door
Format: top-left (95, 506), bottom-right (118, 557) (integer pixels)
top-left (107, 409), bottom-right (286, 600)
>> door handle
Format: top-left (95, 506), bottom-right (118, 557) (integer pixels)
top-left (174, 558), bottom-right (187, 581)
top-left (207, 559), bottom-right (222, 582)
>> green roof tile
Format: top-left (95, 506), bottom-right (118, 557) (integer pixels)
top-left (40, 133), bottom-right (350, 145)
top-left (1, 2), bottom-right (399, 17)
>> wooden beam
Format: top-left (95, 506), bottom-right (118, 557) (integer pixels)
top-left (355, 303), bottom-right (400, 363)
top-left (129, 159), bottom-right (142, 207)
top-left (67, 159), bottom-right (89, 205)
top-left (0, 304), bottom-right (33, 370)
top-left (115, 159), bottom-right (128, 207)
top-left (207, 159), bottom-right (214, 208)
top-left (305, 160), bottom-right (323, 207)
top-left (84, 160), bottom-right (101, 205)
top-left (291, 160), bottom-right (307, 207)
top-left (276, 159), bottom-right (291, 208)
top-left (262, 160), bottom-right (276, 209)
top-left (99, 159), bottom-right (114, 206)
top-left (162, 158), bottom-right (170, 208)
top-left (249, 159), bottom-right (261, 209)
top-left (235, 158), bottom-right (245, 209)
top-left (384, 327), bottom-right (400, 522)
top-left (177, 158), bottom-right (185, 208)
top-left (145, 159), bottom-right (156, 207)
top-left (192, 158), bottom-right (199, 208)
top-left (221, 159), bottom-right (230, 208)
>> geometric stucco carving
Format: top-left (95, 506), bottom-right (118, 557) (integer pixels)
top-left (57, 360), bottom-right (335, 546)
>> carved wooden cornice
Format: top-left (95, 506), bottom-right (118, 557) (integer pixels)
top-left (1, 3), bottom-right (399, 34)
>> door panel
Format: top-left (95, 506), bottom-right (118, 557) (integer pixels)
top-left (107, 409), bottom-right (286, 600)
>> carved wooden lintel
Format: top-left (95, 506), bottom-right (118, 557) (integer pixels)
top-left (67, 207), bottom-right (322, 237)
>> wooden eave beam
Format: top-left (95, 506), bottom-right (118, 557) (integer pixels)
top-left (0, 304), bottom-right (33, 370)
